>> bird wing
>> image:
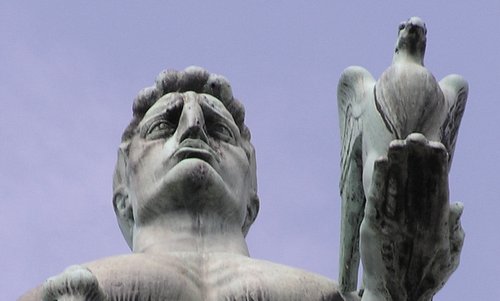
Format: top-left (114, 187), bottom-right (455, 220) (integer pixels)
top-left (337, 66), bottom-right (375, 293)
top-left (439, 74), bottom-right (468, 170)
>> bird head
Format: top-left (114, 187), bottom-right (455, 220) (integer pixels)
top-left (394, 16), bottom-right (427, 65)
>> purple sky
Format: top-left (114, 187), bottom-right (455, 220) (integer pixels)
top-left (2, 2), bottom-right (498, 300)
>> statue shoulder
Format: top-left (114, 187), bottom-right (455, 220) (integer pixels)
top-left (221, 255), bottom-right (344, 301)
top-left (18, 285), bottom-right (42, 301)
top-left (18, 254), bottom-right (169, 301)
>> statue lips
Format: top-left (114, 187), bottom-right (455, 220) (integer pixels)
top-left (172, 138), bottom-right (219, 167)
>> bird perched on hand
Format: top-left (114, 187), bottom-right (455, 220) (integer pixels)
top-left (336, 16), bottom-right (468, 293)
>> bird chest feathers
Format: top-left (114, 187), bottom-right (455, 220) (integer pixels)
top-left (375, 63), bottom-right (445, 140)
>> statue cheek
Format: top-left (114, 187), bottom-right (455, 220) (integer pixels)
top-left (221, 146), bottom-right (250, 182)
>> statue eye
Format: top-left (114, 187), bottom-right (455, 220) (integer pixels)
top-left (398, 23), bottom-right (405, 31)
top-left (142, 102), bottom-right (183, 140)
top-left (144, 119), bottom-right (176, 140)
top-left (208, 122), bottom-right (234, 142)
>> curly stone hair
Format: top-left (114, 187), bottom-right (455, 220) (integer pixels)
top-left (121, 66), bottom-right (251, 147)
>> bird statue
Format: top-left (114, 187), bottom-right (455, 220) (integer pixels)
top-left (337, 16), bottom-right (468, 293)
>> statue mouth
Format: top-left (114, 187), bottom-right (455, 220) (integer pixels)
top-left (173, 139), bottom-right (218, 164)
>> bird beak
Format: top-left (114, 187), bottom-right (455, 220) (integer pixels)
top-left (408, 23), bottom-right (425, 35)
top-left (405, 17), bottom-right (427, 36)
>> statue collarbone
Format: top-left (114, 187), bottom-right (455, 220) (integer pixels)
top-left (75, 252), bottom-right (341, 301)
top-left (337, 16), bottom-right (467, 295)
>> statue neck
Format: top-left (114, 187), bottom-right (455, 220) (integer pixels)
top-left (131, 210), bottom-right (250, 256)
top-left (392, 48), bottom-right (425, 65)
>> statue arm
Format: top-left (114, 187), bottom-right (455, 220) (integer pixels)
top-left (359, 134), bottom-right (464, 301)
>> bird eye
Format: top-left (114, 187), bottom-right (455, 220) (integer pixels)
top-left (398, 23), bottom-right (405, 31)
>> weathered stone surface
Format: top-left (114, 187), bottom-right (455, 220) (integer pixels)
top-left (337, 17), bottom-right (467, 299)
top-left (360, 134), bottom-right (464, 301)
top-left (20, 67), bottom-right (345, 301)
top-left (19, 17), bottom-right (467, 301)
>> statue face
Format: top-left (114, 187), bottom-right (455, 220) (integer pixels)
top-left (125, 92), bottom-right (254, 229)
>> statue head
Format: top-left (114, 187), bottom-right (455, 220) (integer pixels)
top-left (394, 16), bottom-right (427, 64)
top-left (112, 67), bottom-right (259, 249)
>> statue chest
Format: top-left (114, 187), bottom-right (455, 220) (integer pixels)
top-left (91, 254), bottom-right (340, 301)
top-left (375, 64), bottom-right (445, 139)
top-left (99, 266), bottom-right (276, 301)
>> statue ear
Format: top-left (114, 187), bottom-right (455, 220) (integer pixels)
top-left (112, 146), bottom-right (134, 250)
top-left (242, 192), bottom-right (259, 236)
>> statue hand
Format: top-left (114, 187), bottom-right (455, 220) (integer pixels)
top-left (359, 134), bottom-right (465, 301)
top-left (42, 265), bottom-right (107, 301)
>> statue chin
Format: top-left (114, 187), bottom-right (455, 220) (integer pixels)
top-left (132, 158), bottom-right (241, 223)
top-left (168, 158), bottom-right (223, 194)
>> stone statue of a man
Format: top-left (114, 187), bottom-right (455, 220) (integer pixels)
top-left (20, 67), bottom-right (345, 301)
top-left (20, 66), bottom-right (463, 301)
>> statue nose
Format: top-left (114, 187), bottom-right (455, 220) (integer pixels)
top-left (178, 102), bottom-right (209, 143)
